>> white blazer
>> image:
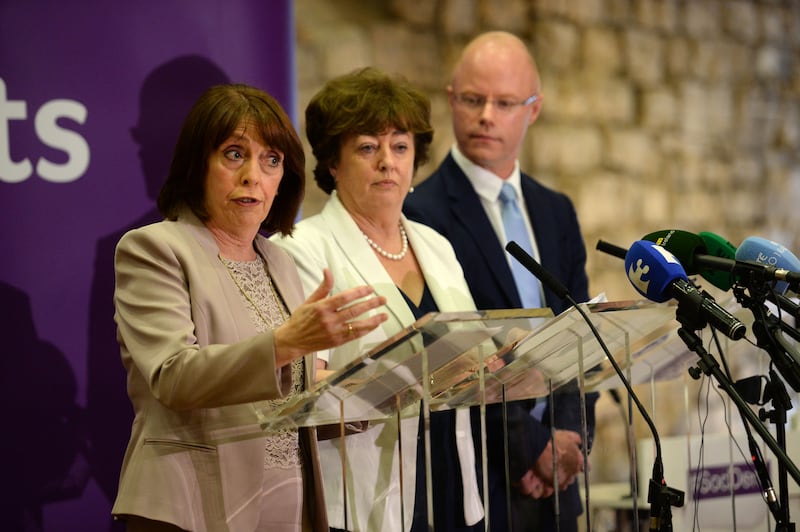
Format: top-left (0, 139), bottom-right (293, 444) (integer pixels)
top-left (272, 192), bottom-right (483, 531)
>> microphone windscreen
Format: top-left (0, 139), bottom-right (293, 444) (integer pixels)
top-left (596, 239), bottom-right (628, 260)
top-left (642, 229), bottom-right (707, 274)
top-left (624, 240), bottom-right (688, 303)
top-left (736, 236), bottom-right (800, 294)
top-left (698, 231), bottom-right (738, 291)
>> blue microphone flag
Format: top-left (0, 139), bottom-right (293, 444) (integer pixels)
top-left (625, 241), bottom-right (688, 303)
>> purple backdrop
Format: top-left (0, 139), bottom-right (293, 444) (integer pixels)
top-left (0, 1), bottom-right (295, 530)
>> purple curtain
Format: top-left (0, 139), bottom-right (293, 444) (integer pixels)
top-left (0, 2), bottom-right (295, 530)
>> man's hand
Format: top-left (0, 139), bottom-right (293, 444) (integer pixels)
top-left (515, 468), bottom-right (554, 499)
top-left (539, 429), bottom-right (585, 490)
top-left (519, 429), bottom-right (585, 498)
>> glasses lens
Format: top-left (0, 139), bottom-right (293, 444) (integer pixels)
top-left (458, 94), bottom-right (483, 109)
top-left (456, 93), bottom-right (534, 113)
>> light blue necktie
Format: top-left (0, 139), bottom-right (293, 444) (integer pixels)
top-left (499, 182), bottom-right (542, 309)
top-left (500, 183), bottom-right (547, 421)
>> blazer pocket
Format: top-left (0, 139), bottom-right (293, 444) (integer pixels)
top-left (143, 437), bottom-right (217, 453)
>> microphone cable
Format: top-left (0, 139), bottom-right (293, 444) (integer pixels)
top-left (707, 326), bottom-right (782, 524)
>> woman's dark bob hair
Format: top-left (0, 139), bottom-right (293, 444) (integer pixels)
top-left (157, 83), bottom-right (304, 236)
top-left (305, 66), bottom-right (433, 194)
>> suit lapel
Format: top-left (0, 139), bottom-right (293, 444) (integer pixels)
top-left (439, 155), bottom-right (521, 307)
top-left (521, 177), bottom-right (552, 259)
top-left (319, 194), bottom-right (416, 329)
top-left (520, 176), bottom-right (561, 308)
top-left (179, 212), bottom-right (262, 339)
top-left (256, 238), bottom-right (303, 310)
top-left (406, 222), bottom-right (461, 313)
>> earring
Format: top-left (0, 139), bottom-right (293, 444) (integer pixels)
top-left (409, 186), bottom-right (415, 194)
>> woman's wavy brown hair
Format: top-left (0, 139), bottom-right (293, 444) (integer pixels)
top-left (305, 67), bottom-right (433, 194)
top-left (157, 83), bottom-right (304, 236)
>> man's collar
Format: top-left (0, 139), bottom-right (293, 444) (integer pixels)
top-left (450, 145), bottom-right (522, 202)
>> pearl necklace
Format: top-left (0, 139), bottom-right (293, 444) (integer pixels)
top-left (362, 224), bottom-right (409, 261)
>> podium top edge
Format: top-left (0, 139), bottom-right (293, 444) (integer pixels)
top-left (421, 300), bottom-right (673, 321)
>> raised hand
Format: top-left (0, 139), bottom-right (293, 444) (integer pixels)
top-left (274, 269), bottom-right (388, 365)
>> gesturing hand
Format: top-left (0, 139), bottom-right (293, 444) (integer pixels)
top-left (274, 269), bottom-right (388, 366)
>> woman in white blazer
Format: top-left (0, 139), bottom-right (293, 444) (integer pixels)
top-left (112, 84), bottom-right (387, 532)
top-left (272, 67), bottom-right (484, 532)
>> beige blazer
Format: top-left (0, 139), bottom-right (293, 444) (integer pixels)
top-left (111, 211), bottom-right (326, 532)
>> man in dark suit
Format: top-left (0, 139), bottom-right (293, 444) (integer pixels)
top-left (404, 31), bottom-right (598, 532)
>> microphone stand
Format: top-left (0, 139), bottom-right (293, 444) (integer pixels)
top-left (569, 297), bottom-right (684, 532)
top-left (759, 367), bottom-right (796, 531)
top-left (713, 334), bottom-right (785, 528)
top-left (733, 278), bottom-right (800, 531)
top-left (733, 277), bottom-right (800, 392)
top-left (675, 314), bottom-right (800, 497)
top-left (597, 238), bottom-right (800, 528)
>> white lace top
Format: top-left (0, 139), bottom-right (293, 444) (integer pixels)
top-left (220, 254), bottom-right (303, 470)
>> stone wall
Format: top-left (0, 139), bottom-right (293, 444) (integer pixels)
top-left (296, 0), bottom-right (800, 303)
top-left (294, 0), bottom-right (800, 488)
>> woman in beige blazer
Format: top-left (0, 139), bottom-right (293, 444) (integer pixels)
top-left (111, 84), bottom-right (387, 532)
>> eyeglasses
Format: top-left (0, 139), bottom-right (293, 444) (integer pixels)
top-left (453, 92), bottom-right (539, 113)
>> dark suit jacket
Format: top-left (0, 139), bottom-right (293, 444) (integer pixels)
top-left (404, 153), bottom-right (597, 530)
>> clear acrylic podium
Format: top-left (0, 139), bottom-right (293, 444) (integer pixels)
top-left (256, 301), bottom-right (683, 531)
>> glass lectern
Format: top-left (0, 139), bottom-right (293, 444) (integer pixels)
top-left (256, 301), bottom-right (683, 531)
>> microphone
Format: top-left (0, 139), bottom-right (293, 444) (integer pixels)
top-left (596, 239), bottom-right (627, 260)
top-left (698, 231), bottom-right (739, 291)
top-left (642, 229), bottom-right (708, 273)
top-left (643, 229), bottom-right (800, 295)
top-left (506, 240), bottom-right (684, 531)
top-left (624, 240), bottom-right (746, 341)
top-left (697, 233), bottom-right (800, 320)
top-left (505, 241), bottom-right (569, 301)
top-left (736, 236), bottom-right (800, 294)
top-left (642, 229), bottom-right (737, 291)
top-left (598, 235), bottom-right (790, 318)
